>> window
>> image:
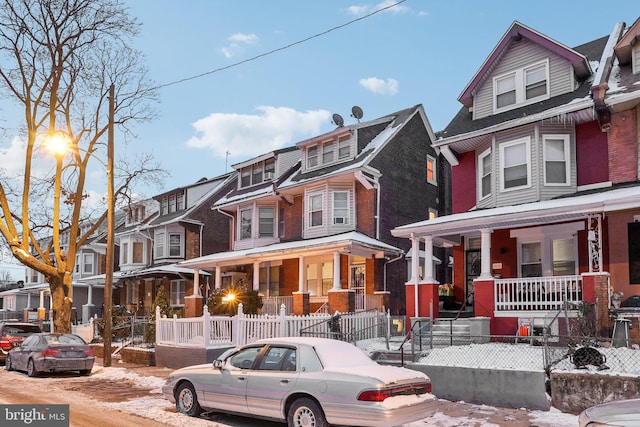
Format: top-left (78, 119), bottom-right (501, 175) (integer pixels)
top-left (257, 346), bottom-right (296, 371)
top-left (322, 141), bottom-right (334, 164)
top-left (306, 261), bottom-right (332, 296)
top-left (161, 198), bottom-right (168, 215)
top-left (543, 135), bottom-right (570, 185)
top-left (552, 239), bottom-right (575, 276)
top-left (229, 346), bottom-right (262, 369)
top-left (338, 136), bottom-right (351, 159)
top-left (240, 208), bottom-right (252, 239)
top-left (75, 254), bottom-right (80, 273)
top-left (307, 146), bottom-right (318, 168)
top-left (309, 194), bottom-right (323, 227)
top-left (500, 138), bottom-right (530, 191)
top-left (332, 191), bottom-right (349, 224)
top-left (122, 242), bottom-right (129, 264)
top-left (478, 148), bottom-right (492, 199)
top-left (168, 195), bottom-right (176, 213)
top-left (426, 155), bottom-right (437, 185)
top-left (155, 231), bottom-right (165, 258)
top-left (258, 207), bottom-right (274, 237)
top-left (493, 60), bottom-right (549, 112)
top-left (252, 163), bottom-right (263, 184)
top-left (170, 279), bottom-right (185, 306)
top-left (132, 242), bottom-right (144, 263)
top-left (265, 158), bottom-right (275, 176)
top-left (240, 168), bottom-right (251, 187)
top-left (278, 207), bottom-right (285, 239)
top-left (176, 193), bottom-right (184, 211)
top-left (521, 242), bottom-right (542, 277)
top-left (259, 265), bottom-right (281, 296)
top-left (82, 254), bottom-right (93, 274)
top-left (169, 233), bottom-right (182, 257)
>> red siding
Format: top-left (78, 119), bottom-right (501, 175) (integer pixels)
top-left (608, 109), bottom-right (638, 184)
top-left (576, 121), bottom-right (609, 186)
top-left (452, 151), bottom-right (477, 213)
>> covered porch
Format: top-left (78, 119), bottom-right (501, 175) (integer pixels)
top-left (179, 231), bottom-right (404, 315)
top-left (391, 185), bottom-right (640, 335)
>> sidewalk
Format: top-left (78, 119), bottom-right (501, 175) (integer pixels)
top-left (94, 357), bottom-right (174, 380)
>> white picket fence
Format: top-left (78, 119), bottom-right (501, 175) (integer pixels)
top-left (155, 304), bottom-right (388, 348)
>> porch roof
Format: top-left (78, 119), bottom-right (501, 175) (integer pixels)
top-left (178, 231), bottom-right (404, 270)
top-left (391, 184), bottom-right (640, 244)
top-left (117, 264), bottom-right (210, 280)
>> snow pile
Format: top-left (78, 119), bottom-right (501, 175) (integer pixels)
top-left (417, 343), bottom-right (546, 371)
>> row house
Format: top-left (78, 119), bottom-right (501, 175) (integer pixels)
top-left (392, 19), bottom-right (640, 337)
top-left (181, 105), bottom-right (451, 315)
top-left (112, 173), bottom-right (237, 317)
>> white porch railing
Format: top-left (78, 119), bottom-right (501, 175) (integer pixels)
top-left (155, 304), bottom-right (387, 348)
top-left (494, 275), bottom-right (583, 314)
top-left (261, 296), bottom-right (293, 315)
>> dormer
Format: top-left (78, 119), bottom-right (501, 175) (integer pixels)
top-left (458, 21), bottom-right (592, 120)
top-left (233, 146), bottom-right (300, 190)
top-left (158, 190), bottom-right (185, 216)
top-left (298, 127), bottom-right (354, 173)
top-left (125, 204), bottom-right (146, 226)
top-left (614, 17), bottom-right (640, 74)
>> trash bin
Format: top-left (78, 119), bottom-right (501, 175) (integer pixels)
top-left (612, 318), bottom-right (631, 348)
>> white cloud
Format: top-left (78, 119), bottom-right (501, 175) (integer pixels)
top-left (185, 106), bottom-right (331, 159)
top-left (221, 32), bottom-right (259, 58)
top-left (345, 1), bottom-right (409, 17)
top-left (0, 136), bottom-right (27, 177)
top-left (359, 77), bottom-right (399, 95)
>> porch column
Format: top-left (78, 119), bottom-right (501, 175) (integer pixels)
top-left (38, 289), bottom-right (46, 320)
top-left (193, 269), bottom-right (201, 297)
top-left (26, 292), bottom-right (32, 309)
top-left (253, 261), bottom-right (260, 291)
top-left (410, 235), bottom-right (420, 283)
top-left (479, 228), bottom-right (493, 279)
top-left (332, 252), bottom-right (341, 290)
top-left (215, 266), bottom-right (221, 289)
top-left (82, 284), bottom-right (95, 324)
top-left (293, 256), bottom-right (310, 315)
top-left (423, 236), bottom-right (435, 282)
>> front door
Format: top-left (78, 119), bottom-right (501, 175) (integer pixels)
top-left (350, 265), bottom-right (365, 310)
top-left (465, 250), bottom-right (481, 307)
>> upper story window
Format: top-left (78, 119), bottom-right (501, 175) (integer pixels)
top-left (168, 195), bottom-right (176, 213)
top-left (633, 45), bottom-right (640, 74)
top-left (305, 135), bottom-right (353, 170)
top-left (426, 155), bottom-right (437, 185)
top-left (240, 208), bottom-right (252, 239)
top-left (154, 231), bottom-right (165, 258)
top-left (332, 192), bottom-right (349, 225)
top-left (161, 193), bottom-right (184, 215)
top-left (493, 59), bottom-right (549, 113)
top-left (309, 193), bottom-right (323, 227)
top-left (161, 198), bottom-right (168, 215)
top-left (500, 137), bottom-right (531, 191)
top-left (240, 158), bottom-right (276, 188)
top-left (478, 148), bottom-right (492, 200)
top-left (169, 233), bottom-right (182, 257)
top-left (259, 207), bottom-right (275, 237)
top-left (543, 134), bottom-right (570, 186)
top-left (83, 253), bottom-right (93, 274)
top-left (127, 206), bottom-right (146, 225)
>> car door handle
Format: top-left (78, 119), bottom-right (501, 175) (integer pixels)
top-left (280, 379), bottom-right (289, 384)
top-left (237, 376), bottom-right (247, 381)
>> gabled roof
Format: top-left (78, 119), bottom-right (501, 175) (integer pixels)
top-left (280, 104), bottom-right (434, 189)
top-left (458, 21), bottom-right (592, 109)
top-left (614, 17), bottom-right (640, 64)
top-left (149, 172), bottom-right (236, 227)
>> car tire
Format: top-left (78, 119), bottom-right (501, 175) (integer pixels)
top-left (176, 382), bottom-right (203, 417)
top-left (27, 359), bottom-right (39, 377)
top-left (79, 369), bottom-right (91, 376)
top-left (287, 397), bottom-right (327, 427)
top-left (5, 355), bottom-right (13, 371)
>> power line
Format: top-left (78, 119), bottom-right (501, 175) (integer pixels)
top-left (152, 0), bottom-right (408, 91)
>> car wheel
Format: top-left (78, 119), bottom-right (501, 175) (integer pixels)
top-left (79, 369), bottom-right (91, 376)
top-left (175, 382), bottom-right (203, 417)
top-left (27, 359), bottom-right (39, 377)
top-left (287, 397), bottom-right (327, 427)
top-left (5, 355), bottom-right (13, 371)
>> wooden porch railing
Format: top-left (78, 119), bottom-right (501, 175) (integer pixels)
top-left (494, 275), bottom-right (583, 313)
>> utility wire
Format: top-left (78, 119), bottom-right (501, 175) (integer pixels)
top-left (151, 0), bottom-right (407, 91)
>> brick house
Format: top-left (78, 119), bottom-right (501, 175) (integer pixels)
top-left (392, 19), bottom-right (640, 338)
top-left (181, 105), bottom-right (450, 315)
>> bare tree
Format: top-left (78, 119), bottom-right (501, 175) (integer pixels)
top-left (0, 0), bottom-right (166, 333)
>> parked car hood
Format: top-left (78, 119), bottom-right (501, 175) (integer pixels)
top-left (579, 398), bottom-right (640, 427)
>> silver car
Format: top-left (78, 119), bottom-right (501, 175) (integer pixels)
top-left (578, 398), bottom-right (640, 426)
top-left (162, 337), bottom-right (437, 427)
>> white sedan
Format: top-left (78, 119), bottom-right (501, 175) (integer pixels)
top-left (578, 398), bottom-right (640, 426)
top-left (162, 336), bottom-right (437, 427)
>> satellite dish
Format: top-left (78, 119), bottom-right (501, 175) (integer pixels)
top-left (351, 106), bottom-right (364, 121)
top-left (332, 113), bottom-right (344, 127)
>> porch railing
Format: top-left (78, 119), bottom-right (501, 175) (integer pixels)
top-left (494, 275), bottom-right (583, 312)
top-left (261, 296), bottom-right (293, 315)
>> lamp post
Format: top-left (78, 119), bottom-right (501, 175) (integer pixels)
top-left (103, 84), bottom-right (115, 367)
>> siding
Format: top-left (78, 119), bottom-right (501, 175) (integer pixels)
top-left (494, 126), bottom-right (539, 206)
top-left (276, 149), bottom-right (301, 177)
top-left (474, 38), bottom-right (574, 120)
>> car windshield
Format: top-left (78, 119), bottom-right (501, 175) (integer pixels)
top-left (1, 325), bottom-right (40, 336)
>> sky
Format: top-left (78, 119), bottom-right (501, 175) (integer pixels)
top-left (1, 1), bottom-right (639, 199)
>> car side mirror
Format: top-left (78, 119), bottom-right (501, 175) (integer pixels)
top-left (213, 359), bottom-right (223, 369)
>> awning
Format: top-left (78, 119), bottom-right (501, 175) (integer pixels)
top-left (118, 264), bottom-right (211, 279)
